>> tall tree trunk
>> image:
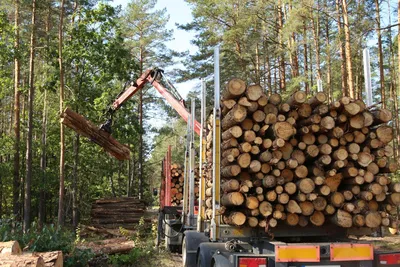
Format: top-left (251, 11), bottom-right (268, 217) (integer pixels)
top-left (24, 0), bottom-right (37, 232)
top-left (13, 0), bottom-right (21, 221)
top-left (127, 158), bottom-right (131, 197)
top-left (303, 22), bottom-right (309, 94)
top-left (38, 90), bottom-right (47, 228)
top-left (138, 50), bottom-right (144, 199)
top-left (325, 13), bottom-right (332, 103)
top-left (336, 0), bottom-right (347, 96)
top-left (57, 0), bottom-right (66, 227)
top-left (375, 0), bottom-right (385, 108)
top-left (277, 0), bottom-right (285, 91)
top-left (342, 0), bottom-right (355, 98)
top-left (72, 134), bottom-right (79, 228)
top-left (311, 0), bottom-right (321, 81)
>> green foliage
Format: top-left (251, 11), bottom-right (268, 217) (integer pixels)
top-left (108, 247), bottom-right (151, 266)
top-left (64, 248), bottom-right (95, 267)
top-left (110, 218), bottom-right (157, 266)
top-left (0, 219), bottom-right (95, 266)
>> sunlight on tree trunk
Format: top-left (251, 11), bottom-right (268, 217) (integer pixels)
top-left (24, 0), bottom-right (37, 232)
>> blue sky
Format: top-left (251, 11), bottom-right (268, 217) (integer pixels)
top-left (111, 0), bottom-right (199, 99)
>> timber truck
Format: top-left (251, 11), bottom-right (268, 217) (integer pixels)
top-left (179, 46), bottom-right (400, 267)
top-left (61, 46), bottom-right (400, 267)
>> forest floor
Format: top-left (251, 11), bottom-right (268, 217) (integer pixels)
top-left (77, 207), bottom-right (182, 266)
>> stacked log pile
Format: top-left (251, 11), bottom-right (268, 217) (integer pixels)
top-left (0, 241), bottom-right (63, 267)
top-left (203, 78), bottom-right (399, 230)
top-left (169, 163), bottom-right (200, 206)
top-left (91, 197), bottom-right (149, 229)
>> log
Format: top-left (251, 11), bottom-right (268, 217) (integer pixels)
top-left (278, 193), bottom-right (290, 204)
top-left (266, 190), bottom-right (277, 202)
top-left (284, 182), bottom-right (297, 195)
top-left (372, 108), bottom-right (392, 124)
top-left (269, 93), bottom-right (282, 105)
top-left (357, 152), bottom-right (373, 167)
top-left (221, 179), bottom-right (240, 192)
top-left (310, 211), bottom-right (325, 226)
top-left (259, 201), bottom-right (273, 216)
top-left (222, 126), bottom-right (243, 140)
top-left (31, 251), bottom-right (63, 267)
top-left (223, 211), bottom-right (246, 226)
top-left (365, 211), bottom-right (382, 228)
top-left (295, 165), bottom-right (308, 178)
top-left (221, 165), bottom-right (241, 177)
top-left (237, 153), bottom-right (251, 168)
top-left (353, 214), bottom-right (366, 227)
top-left (223, 78), bottom-right (246, 99)
top-left (325, 173), bottom-right (343, 192)
top-left (262, 175), bottom-right (276, 188)
top-left (61, 108), bottom-right (131, 160)
top-left (247, 217), bottom-right (259, 227)
top-left (332, 209), bottom-right (353, 228)
top-left (286, 200), bottom-right (302, 214)
top-left (222, 104), bottom-right (247, 130)
top-left (325, 204), bottom-right (336, 215)
top-left (246, 84), bottom-right (263, 101)
top-left (0, 241), bottom-right (22, 255)
top-left (252, 110), bottom-right (266, 123)
top-left (313, 196), bottom-right (327, 211)
top-left (0, 255), bottom-right (45, 267)
top-left (330, 192), bottom-right (345, 208)
top-left (320, 116), bottom-right (335, 131)
top-left (245, 196), bottom-right (259, 209)
top-left (299, 201), bottom-right (314, 216)
top-left (375, 126), bottom-right (393, 144)
top-left (221, 192), bottom-right (244, 206)
top-left (286, 213), bottom-right (300, 226)
top-left (297, 178), bottom-right (315, 194)
top-left (308, 92), bottom-right (327, 108)
top-left (287, 91), bottom-right (306, 106)
top-left (271, 122), bottom-right (295, 140)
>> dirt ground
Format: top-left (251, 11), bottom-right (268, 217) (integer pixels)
top-left (357, 235), bottom-right (400, 251)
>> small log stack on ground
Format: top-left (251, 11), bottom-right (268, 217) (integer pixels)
top-left (202, 78), bottom-right (399, 231)
top-left (91, 197), bottom-right (149, 229)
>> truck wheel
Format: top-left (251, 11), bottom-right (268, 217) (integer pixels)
top-left (182, 236), bottom-right (196, 267)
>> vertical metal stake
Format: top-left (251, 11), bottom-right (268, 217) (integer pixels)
top-left (197, 79), bottom-right (206, 232)
top-left (188, 98), bottom-right (196, 227)
top-left (211, 45), bottom-right (221, 241)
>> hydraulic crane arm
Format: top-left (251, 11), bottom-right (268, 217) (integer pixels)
top-left (106, 68), bottom-right (201, 136)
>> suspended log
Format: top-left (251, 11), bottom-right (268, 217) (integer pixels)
top-left (61, 108), bottom-right (131, 160)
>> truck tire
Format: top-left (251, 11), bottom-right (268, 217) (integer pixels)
top-left (182, 236), bottom-right (197, 267)
top-left (197, 243), bottom-right (229, 267)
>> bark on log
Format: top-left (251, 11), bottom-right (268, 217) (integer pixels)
top-left (222, 104), bottom-right (247, 130)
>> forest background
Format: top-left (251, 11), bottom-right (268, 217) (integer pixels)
top-left (0, 0), bottom-right (399, 234)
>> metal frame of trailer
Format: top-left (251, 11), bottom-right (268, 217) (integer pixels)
top-left (181, 46), bottom-right (400, 267)
top-left (158, 100), bottom-right (199, 252)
